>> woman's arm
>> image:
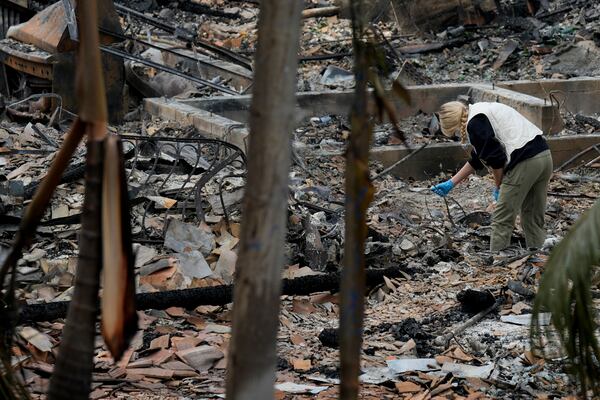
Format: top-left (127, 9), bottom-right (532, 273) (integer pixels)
top-left (491, 168), bottom-right (503, 188)
top-left (451, 162), bottom-right (476, 186)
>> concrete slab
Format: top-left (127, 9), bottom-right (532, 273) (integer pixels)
top-left (144, 79), bottom-right (600, 180)
top-left (498, 77), bottom-right (600, 116)
top-left (146, 84), bottom-right (475, 125)
top-left (145, 97), bottom-right (249, 152)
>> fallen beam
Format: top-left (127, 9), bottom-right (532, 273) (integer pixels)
top-left (301, 6), bottom-right (340, 19)
top-left (396, 38), bottom-right (473, 54)
top-left (434, 297), bottom-right (504, 347)
top-left (299, 52), bottom-right (352, 62)
top-left (18, 265), bottom-right (411, 323)
top-left (178, 2), bottom-right (240, 18)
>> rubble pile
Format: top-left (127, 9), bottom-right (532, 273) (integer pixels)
top-left (5, 112), bottom-right (597, 397)
top-left (1, 0), bottom-right (599, 398)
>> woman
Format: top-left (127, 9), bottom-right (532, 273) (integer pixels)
top-left (431, 101), bottom-right (553, 252)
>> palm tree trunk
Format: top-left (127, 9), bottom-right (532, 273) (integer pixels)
top-left (339, 0), bottom-right (375, 398)
top-left (47, 139), bottom-right (103, 400)
top-left (225, 2), bottom-right (302, 399)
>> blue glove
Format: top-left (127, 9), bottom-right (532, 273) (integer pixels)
top-left (493, 187), bottom-right (500, 202)
top-left (431, 180), bottom-right (455, 197)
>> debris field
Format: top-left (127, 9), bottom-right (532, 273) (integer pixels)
top-left (1, 0), bottom-right (600, 398)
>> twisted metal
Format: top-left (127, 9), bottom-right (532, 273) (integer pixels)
top-left (121, 135), bottom-right (246, 242)
top-left (119, 135), bottom-right (247, 242)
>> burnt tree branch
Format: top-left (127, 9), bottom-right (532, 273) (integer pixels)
top-left (19, 265), bottom-right (411, 323)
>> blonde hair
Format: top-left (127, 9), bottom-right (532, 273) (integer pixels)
top-left (439, 101), bottom-right (468, 142)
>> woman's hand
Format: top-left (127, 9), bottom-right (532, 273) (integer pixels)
top-left (431, 162), bottom-right (475, 197)
top-left (431, 180), bottom-right (455, 197)
top-left (493, 187), bottom-right (500, 202)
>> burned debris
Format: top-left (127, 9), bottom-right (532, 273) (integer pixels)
top-left (0, 0), bottom-right (599, 399)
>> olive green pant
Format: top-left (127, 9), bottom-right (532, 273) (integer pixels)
top-left (491, 150), bottom-right (553, 251)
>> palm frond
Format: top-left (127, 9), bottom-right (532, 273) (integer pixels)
top-left (1, 360), bottom-right (30, 400)
top-left (531, 200), bottom-right (600, 396)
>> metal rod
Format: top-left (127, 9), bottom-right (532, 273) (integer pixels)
top-left (100, 45), bottom-right (239, 95)
top-left (299, 52), bottom-right (352, 62)
top-left (99, 27), bottom-right (251, 80)
top-left (114, 3), bottom-right (184, 36)
top-left (585, 155), bottom-right (600, 167)
top-left (555, 144), bottom-right (600, 172)
top-left (372, 142), bottom-right (429, 181)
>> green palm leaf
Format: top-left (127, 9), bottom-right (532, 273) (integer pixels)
top-left (531, 200), bottom-right (600, 397)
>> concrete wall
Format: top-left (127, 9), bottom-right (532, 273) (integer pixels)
top-left (145, 79), bottom-right (600, 180)
top-left (147, 81), bottom-right (562, 135)
top-left (158, 83), bottom-right (475, 125)
top-left (371, 135), bottom-right (600, 180)
top-left (145, 97), bottom-right (249, 152)
top-left (498, 77), bottom-right (600, 116)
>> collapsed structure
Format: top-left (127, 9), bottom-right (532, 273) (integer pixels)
top-left (0, 0), bottom-right (599, 398)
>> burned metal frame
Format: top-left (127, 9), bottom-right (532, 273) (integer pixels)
top-left (120, 134), bottom-right (247, 243)
top-left (3, 135), bottom-right (247, 242)
top-left (0, 40), bottom-right (125, 123)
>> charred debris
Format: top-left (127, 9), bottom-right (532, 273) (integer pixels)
top-left (0, 0), bottom-right (599, 398)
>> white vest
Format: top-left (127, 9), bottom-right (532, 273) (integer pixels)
top-left (467, 102), bottom-right (542, 165)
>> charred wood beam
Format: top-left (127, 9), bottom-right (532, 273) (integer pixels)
top-left (18, 265), bottom-right (411, 323)
top-left (396, 37), bottom-right (474, 54)
top-left (294, 200), bottom-right (341, 215)
top-left (302, 6), bottom-right (340, 19)
top-left (178, 1), bottom-right (240, 18)
top-left (24, 162), bottom-right (85, 200)
top-left (548, 192), bottom-right (598, 200)
top-left (536, 5), bottom-right (572, 19)
top-left (434, 297), bottom-right (504, 347)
